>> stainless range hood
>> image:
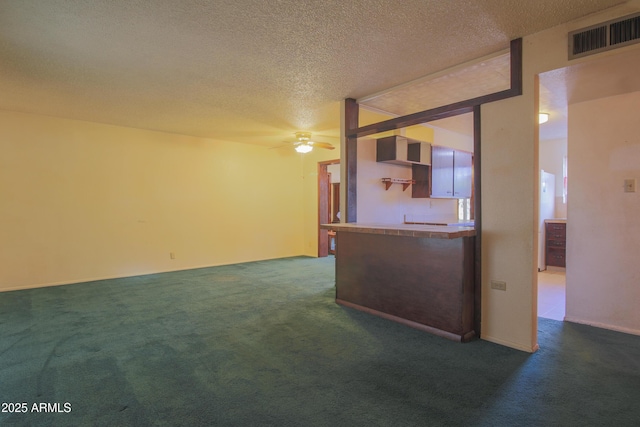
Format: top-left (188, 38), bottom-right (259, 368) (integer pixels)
top-left (376, 136), bottom-right (431, 166)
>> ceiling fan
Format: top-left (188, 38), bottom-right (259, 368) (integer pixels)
top-left (290, 132), bottom-right (335, 153)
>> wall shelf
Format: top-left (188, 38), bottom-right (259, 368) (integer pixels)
top-left (381, 178), bottom-right (415, 191)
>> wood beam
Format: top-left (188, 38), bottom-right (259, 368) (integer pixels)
top-left (509, 37), bottom-right (523, 96)
top-left (344, 98), bottom-right (359, 223)
top-left (473, 104), bottom-right (482, 337)
top-left (352, 105), bottom-right (473, 139)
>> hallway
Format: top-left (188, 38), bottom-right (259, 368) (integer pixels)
top-left (538, 270), bottom-right (566, 321)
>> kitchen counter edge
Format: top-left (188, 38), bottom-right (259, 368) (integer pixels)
top-left (320, 223), bottom-right (476, 239)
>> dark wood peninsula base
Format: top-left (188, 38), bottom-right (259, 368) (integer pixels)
top-left (324, 223), bottom-right (476, 342)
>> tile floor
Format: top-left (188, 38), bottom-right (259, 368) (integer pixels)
top-left (538, 269), bottom-right (566, 320)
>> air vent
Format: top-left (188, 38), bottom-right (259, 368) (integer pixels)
top-left (569, 12), bottom-right (640, 60)
top-left (610, 14), bottom-right (640, 46)
top-left (572, 26), bottom-right (607, 55)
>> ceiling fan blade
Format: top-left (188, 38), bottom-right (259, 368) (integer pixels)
top-left (268, 144), bottom-right (290, 150)
top-left (310, 142), bottom-right (335, 150)
top-left (314, 134), bottom-right (339, 141)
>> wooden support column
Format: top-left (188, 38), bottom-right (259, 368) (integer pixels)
top-left (509, 37), bottom-right (523, 96)
top-left (473, 104), bottom-right (482, 337)
top-left (344, 98), bottom-right (359, 223)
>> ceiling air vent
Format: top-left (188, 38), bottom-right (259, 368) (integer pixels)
top-left (569, 12), bottom-right (640, 60)
top-left (610, 14), bottom-right (640, 46)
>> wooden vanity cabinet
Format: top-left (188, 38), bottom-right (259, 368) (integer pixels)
top-left (545, 222), bottom-right (566, 268)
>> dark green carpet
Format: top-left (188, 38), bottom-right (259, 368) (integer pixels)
top-left (1, 256), bottom-right (639, 426)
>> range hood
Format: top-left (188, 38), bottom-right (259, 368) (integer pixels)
top-left (376, 136), bottom-right (431, 165)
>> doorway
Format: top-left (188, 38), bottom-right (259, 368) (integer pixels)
top-left (537, 69), bottom-right (569, 321)
top-left (318, 159), bottom-right (340, 257)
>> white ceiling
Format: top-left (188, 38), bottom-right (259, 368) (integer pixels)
top-left (0, 0), bottom-right (626, 147)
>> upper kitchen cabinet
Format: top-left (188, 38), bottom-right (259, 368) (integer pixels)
top-left (431, 146), bottom-right (472, 198)
top-left (453, 150), bottom-right (472, 198)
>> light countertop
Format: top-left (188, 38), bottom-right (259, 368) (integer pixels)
top-left (320, 222), bottom-right (476, 239)
top-left (404, 214), bottom-right (474, 227)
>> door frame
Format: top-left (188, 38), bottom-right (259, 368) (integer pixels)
top-left (318, 159), bottom-right (340, 257)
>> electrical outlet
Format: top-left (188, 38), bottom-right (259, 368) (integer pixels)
top-left (491, 280), bottom-right (507, 291)
top-left (624, 178), bottom-right (636, 193)
top-left (170, 252), bottom-right (176, 259)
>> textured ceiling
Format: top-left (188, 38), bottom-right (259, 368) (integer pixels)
top-left (0, 0), bottom-right (626, 147)
top-left (360, 52), bottom-right (511, 116)
top-left (359, 52), bottom-right (510, 140)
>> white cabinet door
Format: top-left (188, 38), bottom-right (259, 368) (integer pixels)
top-left (431, 146), bottom-right (472, 198)
top-left (453, 150), bottom-right (472, 198)
top-left (431, 146), bottom-right (454, 197)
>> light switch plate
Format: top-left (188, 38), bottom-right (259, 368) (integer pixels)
top-left (624, 178), bottom-right (636, 193)
top-left (491, 280), bottom-right (507, 291)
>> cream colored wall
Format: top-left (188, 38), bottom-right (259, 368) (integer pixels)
top-left (566, 91), bottom-right (640, 335)
top-left (0, 110), bottom-right (305, 291)
top-left (481, 1), bottom-right (640, 351)
top-left (481, 92), bottom-right (538, 351)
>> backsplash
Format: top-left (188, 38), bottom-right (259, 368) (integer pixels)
top-left (357, 138), bottom-right (458, 224)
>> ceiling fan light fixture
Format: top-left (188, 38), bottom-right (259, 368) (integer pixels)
top-left (295, 144), bottom-right (313, 153)
top-left (539, 113), bottom-right (549, 124)
top-left (295, 131), bottom-right (311, 141)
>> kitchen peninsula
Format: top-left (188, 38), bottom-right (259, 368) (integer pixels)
top-left (322, 222), bottom-right (476, 342)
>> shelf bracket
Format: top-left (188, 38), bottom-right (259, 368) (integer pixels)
top-left (381, 178), bottom-right (415, 191)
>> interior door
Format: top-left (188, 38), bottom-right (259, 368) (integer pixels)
top-left (331, 183), bottom-right (340, 222)
top-left (318, 160), bottom-right (340, 257)
top-left (318, 164), bottom-right (330, 257)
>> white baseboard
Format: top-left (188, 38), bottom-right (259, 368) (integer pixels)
top-left (564, 316), bottom-right (640, 337)
top-left (0, 254), bottom-right (308, 293)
